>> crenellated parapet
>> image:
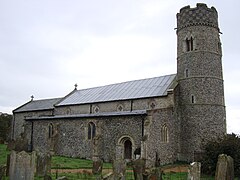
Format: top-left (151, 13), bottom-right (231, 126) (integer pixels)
top-left (177, 3), bottom-right (219, 31)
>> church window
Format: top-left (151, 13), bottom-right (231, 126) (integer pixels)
top-left (186, 36), bottom-right (194, 51)
top-left (88, 122), bottom-right (96, 140)
top-left (117, 104), bottom-right (124, 112)
top-left (160, 124), bottom-right (169, 143)
top-left (191, 95), bottom-right (196, 104)
top-left (149, 101), bottom-right (156, 109)
top-left (66, 108), bottom-right (71, 115)
top-left (48, 123), bottom-right (54, 138)
top-left (94, 106), bottom-right (100, 113)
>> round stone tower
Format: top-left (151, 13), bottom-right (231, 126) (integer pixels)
top-left (176, 3), bottom-right (226, 161)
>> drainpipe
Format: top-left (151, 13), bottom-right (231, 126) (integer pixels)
top-left (130, 100), bottom-right (133, 111)
top-left (30, 121), bottom-right (34, 152)
top-left (141, 116), bottom-right (144, 137)
top-left (11, 114), bottom-right (15, 140)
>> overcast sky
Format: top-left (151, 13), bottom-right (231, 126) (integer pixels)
top-left (0, 0), bottom-right (239, 134)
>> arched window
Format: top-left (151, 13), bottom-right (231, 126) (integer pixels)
top-left (88, 122), bottom-right (96, 140)
top-left (160, 124), bottom-right (169, 143)
top-left (49, 123), bottom-right (54, 138)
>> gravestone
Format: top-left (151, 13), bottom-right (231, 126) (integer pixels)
top-left (92, 135), bottom-right (103, 175)
top-left (215, 154), bottom-right (234, 180)
top-left (0, 165), bottom-right (6, 180)
top-left (9, 150), bottom-right (36, 180)
top-left (92, 156), bottom-right (103, 175)
top-left (44, 174), bottom-right (52, 180)
top-left (36, 152), bottom-right (51, 177)
top-left (132, 159), bottom-right (146, 180)
top-left (6, 154), bottom-right (10, 176)
top-left (187, 162), bottom-right (201, 180)
top-left (112, 159), bottom-right (126, 180)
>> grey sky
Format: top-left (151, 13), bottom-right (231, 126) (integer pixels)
top-left (0, 0), bottom-right (239, 134)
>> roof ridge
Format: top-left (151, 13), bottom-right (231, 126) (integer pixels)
top-left (31, 97), bottom-right (62, 102)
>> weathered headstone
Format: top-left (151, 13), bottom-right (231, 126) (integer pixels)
top-left (44, 174), bottom-right (52, 180)
top-left (132, 159), bottom-right (146, 180)
top-left (92, 135), bottom-right (103, 175)
top-left (0, 165), bottom-right (6, 180)
top-left (36, 152), bottom-right (51, 177)
top-left (112, 159), bottom-right (126, 180)
top-left (215, 154), bottom-right (234, 180)
top-left (92, 156), bottom-right (103, 175)
top-left (187, 162), bottom-right (201, 180)
top-left (9, 150), bottom-right (36, 180)
top-left (6, 154), bottom-right (10, 176)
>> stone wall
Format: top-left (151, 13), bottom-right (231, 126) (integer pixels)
top-left (144, 108), bottom-right (179, 167)
top-left (31, 115), bottom-right (144, 162)
top-left (12, 110), bottom-right (53, 143)
top-left (53, 96), bottom-right (174, 116)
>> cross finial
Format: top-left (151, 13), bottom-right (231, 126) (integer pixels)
top-left (31, 95), bottom-right (34, 101)
top-left (74, 83), bottom-right (78, 90)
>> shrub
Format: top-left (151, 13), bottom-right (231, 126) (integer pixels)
top-left (0, 114), bottom-right (12, 142)
top-left (202, 133), bottom-right (240, 177)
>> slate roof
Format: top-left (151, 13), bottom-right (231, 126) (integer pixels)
top-left (13, 74), bottom-right (176, 112)
top-left (57, 74), bottom-right (176, 106)
top-left (13, 98), bottom-right (61, 113)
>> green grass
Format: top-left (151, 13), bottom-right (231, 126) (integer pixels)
top-left (0, 144), bottom-right (10, 166)
top-left (51, 155), bottom-right (112, 169)
top-left (0, 144), bottom-right (217, 179)
top-left (35, 173), bottom-right (100, 180)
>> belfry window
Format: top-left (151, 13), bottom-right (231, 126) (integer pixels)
top-left (88, 122), bottom-right (96, 140)
top-left (160, 124), bottom-right (169, 143)
top-left (186, 37), bottom-right (194, 51)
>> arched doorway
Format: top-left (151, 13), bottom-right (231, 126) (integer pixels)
top-left (124, 140), bottom-right (132, 159)
top-left (118, 136), bottom-right (134, 160)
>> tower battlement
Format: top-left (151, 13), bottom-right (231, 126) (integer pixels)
top-left (177, 3), bottom-right (219, 31)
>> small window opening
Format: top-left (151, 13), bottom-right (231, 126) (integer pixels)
top-left (218, 42), bottom-right (222, 52)
top-left (117, 104), bottom-right (124, 112)
top-left (185, 69), bottom-right (189, 78)
top-left (150, 102), bottom-right (156, 109)
top-left (191, 95), bottom-right (196, 104)
top-left (94, 106), bottom-right (99, 113)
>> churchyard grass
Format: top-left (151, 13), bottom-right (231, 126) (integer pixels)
top-left (0, 144), bottom-right (9, 166)
top-left (52, 155), bottom-right (112, 169)
top-left (0, 144), bottom-right (218, 179)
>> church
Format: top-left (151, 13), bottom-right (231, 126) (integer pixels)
top-left (12, 3), bottom-right (226, 167)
